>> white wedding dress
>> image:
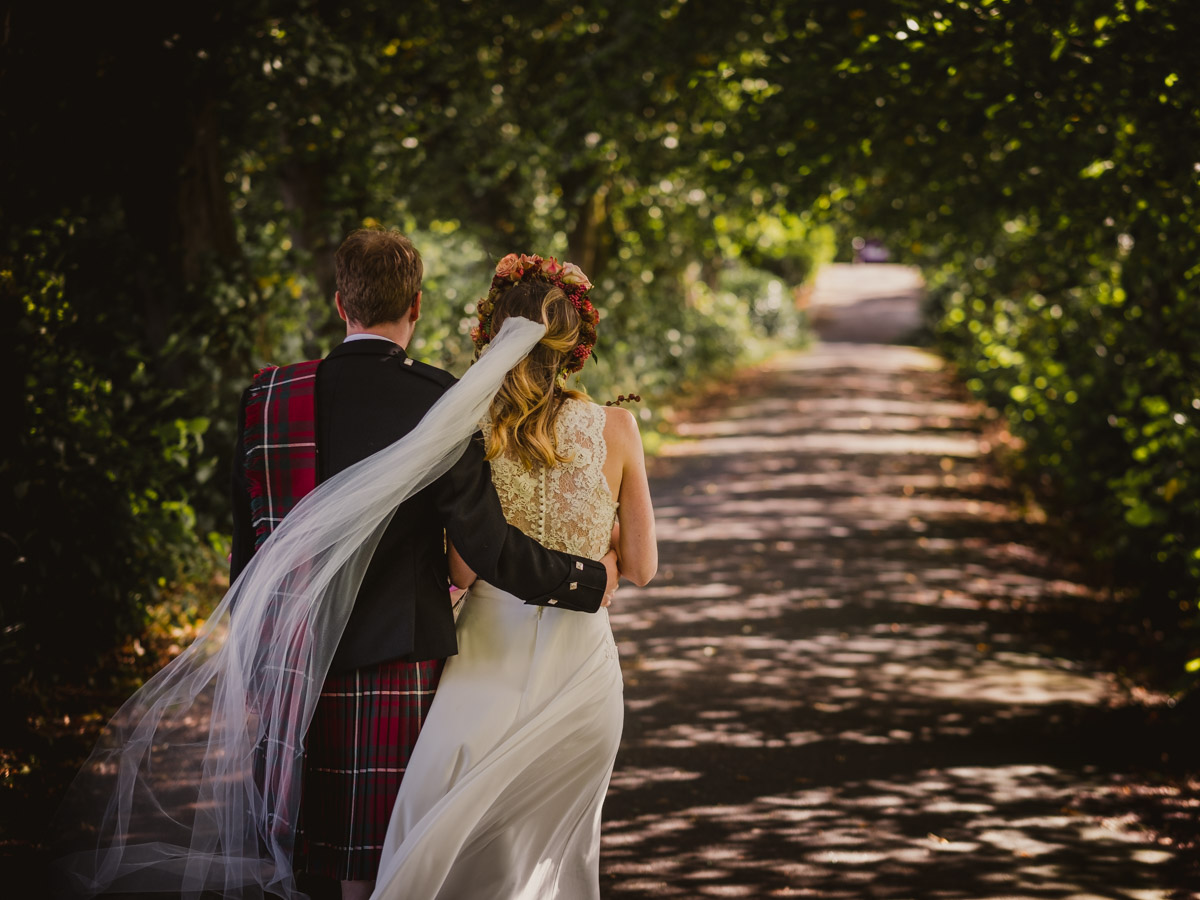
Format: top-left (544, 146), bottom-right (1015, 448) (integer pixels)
top-left (370, 398), bottom-right (623, 900)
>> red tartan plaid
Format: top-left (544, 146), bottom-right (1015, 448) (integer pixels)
top-left (243, 356), bottom-right (443, 880)
top-left (242, 360), bottom-right (322, 550)
top-left (299, 658), bottom-right (444, 881)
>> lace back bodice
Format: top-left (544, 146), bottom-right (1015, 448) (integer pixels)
top-left (486, 399), bottom-right (618, 560)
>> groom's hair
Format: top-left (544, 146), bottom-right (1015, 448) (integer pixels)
top-left (334, 228), bottom-right (423, 326)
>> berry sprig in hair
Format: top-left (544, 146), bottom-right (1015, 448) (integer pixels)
top-left (605, 393), bottom-right (642, 407)
top-left (471, 253), bottom-right (599, 376)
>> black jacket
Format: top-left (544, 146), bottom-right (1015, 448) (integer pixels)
top-left (230, 338), bottom-right (607, 670)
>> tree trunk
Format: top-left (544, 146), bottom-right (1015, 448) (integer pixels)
top-left (178, 98), bottom-right (241, 283)
top-left (567, 184), bottom-right (612, 282)
top-left (280, 155), bottom-right (337, 307)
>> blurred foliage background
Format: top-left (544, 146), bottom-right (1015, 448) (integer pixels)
top-left (1, 0), bottom-right (1198, 821)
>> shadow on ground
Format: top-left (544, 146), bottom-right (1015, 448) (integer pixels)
top-left (602, 330), bottom-right (1198, 898)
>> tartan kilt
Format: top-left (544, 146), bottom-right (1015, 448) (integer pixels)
top-left (299, 657), bottom-right (444, 881)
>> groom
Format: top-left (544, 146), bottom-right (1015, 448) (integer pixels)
top-left (229, 227), bottom-right (617, 900)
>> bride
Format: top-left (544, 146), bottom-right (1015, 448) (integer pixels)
top-left (368, 254), bottom-right (657, 899)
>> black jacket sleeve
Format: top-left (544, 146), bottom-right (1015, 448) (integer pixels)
top-left (433, 433), bottom-right (607, 612)
top-left (229, 388), bottom-right (256, 583)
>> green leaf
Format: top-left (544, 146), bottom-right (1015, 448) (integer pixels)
top-left (1123, 504), bottom-right (1155, 528)
top-left (1140, 396), bottom-right (1170, 418)
top-left (1080, 159), bottom-right (1114, 178)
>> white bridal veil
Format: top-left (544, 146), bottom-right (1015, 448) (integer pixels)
top-left (52, 317), bottom-right (548, 899)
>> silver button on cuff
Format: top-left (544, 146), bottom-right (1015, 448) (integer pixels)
top-left (548, 598), bottom-right (559, 605)
top-left (570, 582), bottom-right (578, 590)
top-left (575, 561), bottom-right (584, 570)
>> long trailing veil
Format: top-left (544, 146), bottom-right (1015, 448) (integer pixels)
top-left (52, 316), bottom-right (548, 899)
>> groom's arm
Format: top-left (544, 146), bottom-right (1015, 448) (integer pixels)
top-left (433, 433), bottom-right (608, 613)
top-left (229, 388), bottom-right (256, 582)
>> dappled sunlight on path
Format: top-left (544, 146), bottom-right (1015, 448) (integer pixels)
top-left (601, 272), bottom-right (1196, 898)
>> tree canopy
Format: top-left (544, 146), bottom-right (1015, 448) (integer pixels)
top-left (3, 0), bottom-right (1197, 684)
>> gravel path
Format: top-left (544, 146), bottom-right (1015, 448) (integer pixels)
top-left (600, 265), bottom-right (1197, 900)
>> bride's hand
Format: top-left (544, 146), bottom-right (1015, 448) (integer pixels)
top-left (448, 541), bottom-right (477, 592)
top-left (600, 548), bottom-right (619, 607)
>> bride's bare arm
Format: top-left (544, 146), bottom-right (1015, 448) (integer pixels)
top-left (448, 541), bottom-right (477, 590)
top-left (603, 407), bottom-right (657, 586)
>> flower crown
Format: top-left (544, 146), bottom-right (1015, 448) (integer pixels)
top-left (471, 253), bottom-right (599, 376)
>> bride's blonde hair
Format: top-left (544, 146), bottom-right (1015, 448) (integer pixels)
top-left (485, 278), bottom-right (589, 469)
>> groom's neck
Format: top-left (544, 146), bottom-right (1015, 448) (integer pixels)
top-left (345, 318), bottom-right (414, 349)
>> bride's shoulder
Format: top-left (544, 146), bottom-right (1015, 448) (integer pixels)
top-left (599, 403), bottom-right (639, 450)
top-left (572, 398), bottom-right (630, 431)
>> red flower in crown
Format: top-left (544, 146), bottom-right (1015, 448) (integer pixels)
top-left (494, 253), bottom-right (524, 280)
top-left (473, 253), bottom-right (599, 376)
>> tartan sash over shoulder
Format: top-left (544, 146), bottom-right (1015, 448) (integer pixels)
top-left (243, 359), bottom-right (322, 549)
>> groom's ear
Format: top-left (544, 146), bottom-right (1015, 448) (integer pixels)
top-left (409, 291), bottom-right (422, 322)
top-left (335, 291), bottom-right (349, 323)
